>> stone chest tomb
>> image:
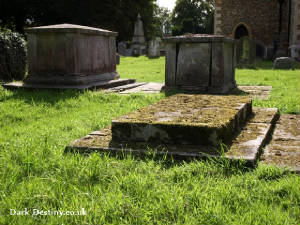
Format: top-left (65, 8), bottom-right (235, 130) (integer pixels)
top-left (24, 24), bottom-right (121, 88)
top-left (163, 34), bottom-right (237, 94)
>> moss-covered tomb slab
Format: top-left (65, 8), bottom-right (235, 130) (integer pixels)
top-left (112, 94), bottom-right (252, 147)
top-left (66, 107), bottom-right (279, 164)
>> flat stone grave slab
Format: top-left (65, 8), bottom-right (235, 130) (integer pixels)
top-left (261, 114), bottom-right (300, 172)
top-left (110, 83), bottom-right (271, 100)
top-left (238, 86), bottom-right (272, 100)
top-left (66, 107), bottom-right (279, 164)
top-left (119, 82), bottom-right (165, 94)
top-left (105, 82), bottom-right (147, 93)
top-left (111, 94), bottom-right (252, 147)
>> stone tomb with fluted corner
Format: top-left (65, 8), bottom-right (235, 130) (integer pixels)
top-left (19, 24), bottom-right (134, 89)
top-left (163, 34), bottom-right (236, 94)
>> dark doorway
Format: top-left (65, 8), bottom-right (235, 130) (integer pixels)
top-left (234, 25), bottom-right (249, 39)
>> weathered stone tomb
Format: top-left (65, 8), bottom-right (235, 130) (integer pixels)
top-left (163, 34), bottom-right (236, 94)
top-left (4, 23), bottom-right (135, 89)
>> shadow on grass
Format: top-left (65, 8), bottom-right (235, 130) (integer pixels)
top-left (65, 146), bottom-right (254, 176)
top-left (162, 87), bottom-right (248, 97)
top-left (0, 87), bottom-right (83, 105)
top-left (238, 59), bottom-right (300, 70)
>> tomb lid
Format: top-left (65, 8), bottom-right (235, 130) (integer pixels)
top-left (25, 23), bottom-right (118, 36)
top-left (163, 34), bottom-right (235, 43)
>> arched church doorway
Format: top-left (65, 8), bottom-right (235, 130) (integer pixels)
top-left (234, 24), bottom-right (249, 39)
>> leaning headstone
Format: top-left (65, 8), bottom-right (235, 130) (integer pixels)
top-left (131, 13), bottom-right (146, 56)
top-left (236, 36), bottom-right (256, 66)
top-left (163, 34), bottom-right (236, 94)
top-left (118, 42), bottom-right (126, 56)
top-left (148, 39), bottom-right (160, 58)
top-left (24, 24), bottom-right (122, 88)
top-left (273, 57), bottom-right (294, 70)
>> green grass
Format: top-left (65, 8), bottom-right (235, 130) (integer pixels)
top-left (235, 60), bottom-right (300, 114)
top-left (0, 57), bottom-right (299, 224)
top-left (118, 56), bottom-right (165, 82)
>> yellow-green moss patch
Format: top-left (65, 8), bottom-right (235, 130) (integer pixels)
top-left (114, 94), bottom-right (252, 127)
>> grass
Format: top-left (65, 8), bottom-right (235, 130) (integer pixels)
top-left (118, 56), bottom-right (165, 82)
top-left (0, 56), bottom-right (299, 224)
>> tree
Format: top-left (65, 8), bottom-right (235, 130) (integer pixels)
top-left (171, 0), bottom-right (214, 35)
top-left (152, 6), bottom-right (171, 37)
top-left (0, 0), bottom-right (156, 41)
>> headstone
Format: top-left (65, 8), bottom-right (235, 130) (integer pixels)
top-left (24, 24), bottom-right (120, 87)
top-left (125, 48), bottom-right (132, 57)
top-left (148, 39), bottom-right (160, 58)
top-left (236, 36), bottom-right (256, 66)
top-left (118, 42), bottom-right (126, 56)
top-left (131, 13), bottom-right (146, 56)
top-left (116, 54), bottom-right (120, 65)
top-left (289, 45), bottom-right (300, 60)
top-left (163, 34), bottom-right (236, 94)
top-left (273, 57), bottom-right (294, 70)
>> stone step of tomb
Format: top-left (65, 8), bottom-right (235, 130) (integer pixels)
top-left (2, 78), bottom-right (136, 90)
top-left (260, 114), bottom-right (300, 173)
top-left (65, 107), bottom-right (279, 166)
top-left (111, 94), bottom-right (252, 147)
top-left (105, 82), bottom-right (147, 93)
top-left (225, 107), bottom-right (279, 164)
top-left (119, 82), bottom-right (165, 94)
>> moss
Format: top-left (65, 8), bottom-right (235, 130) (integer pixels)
top-left (114, 94), bottom-right (251, 127)
top-left (250, 107), bottom-right (279, 124)
top-left (110, 94), bottom-right (252, 147)
top-left (277, 115), bottom-right (300, 137)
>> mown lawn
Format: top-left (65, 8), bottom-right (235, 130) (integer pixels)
top-left (0, 56), bottom-right (299, 224)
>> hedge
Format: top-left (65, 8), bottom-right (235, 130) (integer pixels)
top-left (0, 30), bottom-right (27, 81)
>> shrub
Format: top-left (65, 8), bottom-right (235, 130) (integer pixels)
top-left (0, 29), bottom-right (27, 81)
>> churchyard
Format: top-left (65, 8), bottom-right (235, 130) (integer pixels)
top-left (0, 1), bottom-right (299, 222)
top-left (0, 53), bottom-right (299, 224)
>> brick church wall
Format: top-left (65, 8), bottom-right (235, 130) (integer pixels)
top-left (214, 0), bottom-right (289, 47)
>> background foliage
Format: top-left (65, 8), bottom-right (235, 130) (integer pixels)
top-left (0, 29), bottom-right (26, 81)
top-left (0, 0), bottom-right (215, 40)
top-left (171, 0), bottom-right (214, 35)
top-left (0, 0), bottom-right (157, 41)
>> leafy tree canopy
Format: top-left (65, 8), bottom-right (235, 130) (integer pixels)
top-left (152, 6), bottom-right (171, 37)
top-left (0, 0), bottom-right (157, 41)
top-left (171, 0), bottom-right (214, 35)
